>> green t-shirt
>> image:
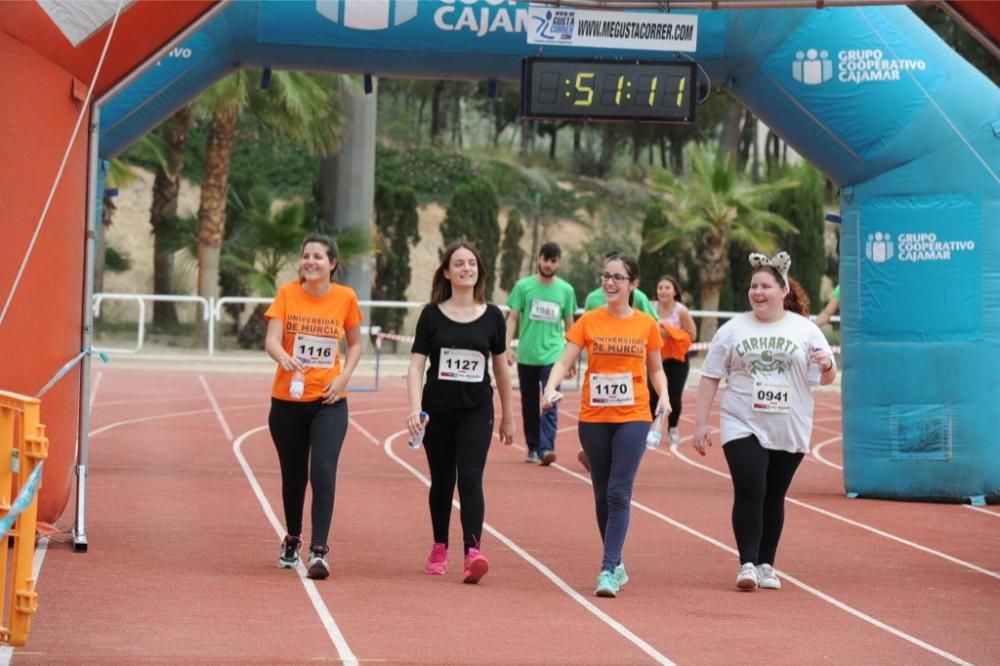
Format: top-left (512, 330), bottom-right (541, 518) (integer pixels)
top-left (832, 284), bottom-right (840, 300)
top-left (507, 275), bottom-right (578, 365)
top-left (584, 287), bottom-right (657, 319)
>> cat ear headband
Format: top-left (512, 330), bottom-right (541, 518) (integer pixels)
top-left (748, 251), bottom-right (791, 282)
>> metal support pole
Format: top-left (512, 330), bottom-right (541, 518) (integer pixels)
top-left (73, 106), bottom-right (102, 553)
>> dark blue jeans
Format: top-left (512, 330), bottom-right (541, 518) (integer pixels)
top-left (578, 421), bottom-right (648, 572)
top-left (517, 363), bottom-right (559, 455)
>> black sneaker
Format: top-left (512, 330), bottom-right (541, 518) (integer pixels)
top-left (307, 544), bottom-right (330, 580)
top-left (278, 535), bottom-right (301, 569)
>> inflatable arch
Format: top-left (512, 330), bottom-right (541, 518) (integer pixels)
top-left (2, 1), bottom-right (998, 533)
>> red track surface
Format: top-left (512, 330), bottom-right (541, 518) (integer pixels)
top-left (15, 364), bottom-right (1000, 664)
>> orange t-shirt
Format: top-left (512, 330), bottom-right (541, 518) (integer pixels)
top-left (566, 307), bottom-right (662, 423)
top-left (265, 280), bottom-right (363, 401)
top-left (659, 324), bottom-right (693, 362)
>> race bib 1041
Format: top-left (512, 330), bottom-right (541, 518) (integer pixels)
top-left (529, 299), bottom-right (561, 323)
top-left (294, 333), bottom-right (337, 368)
top-left (589, 372), bottom-right (635, 407)
top-left (438, 348), bottom-right (486, 383)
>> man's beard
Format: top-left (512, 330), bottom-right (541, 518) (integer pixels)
top-left (538, 266), bottom-right (556, 278)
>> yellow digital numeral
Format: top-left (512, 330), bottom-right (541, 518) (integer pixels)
top-left (675, 77), bottom-right (686, 107)
top-left (648, 76), bottom-right (658, 107)
top-left (615, 75), bottom-right (624, 105)
top-left (574, 72), bottom-right (594, 107)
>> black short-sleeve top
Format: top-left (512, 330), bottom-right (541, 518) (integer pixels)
top-left (411, 303), bottom-right (507, 409)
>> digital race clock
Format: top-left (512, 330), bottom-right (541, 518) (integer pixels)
top-left (521, 57), bottom-right (697, 124)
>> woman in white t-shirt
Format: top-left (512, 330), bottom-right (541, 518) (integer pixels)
top-left (692, 252), bottom-right (836, 592)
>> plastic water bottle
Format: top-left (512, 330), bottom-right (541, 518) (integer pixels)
top-left (646, 408), bottom-right (665, 449)
top-left (409, 411), bottom-right (429, 449)
top-left (289, 369), bottom-right (305, 400)
top-left (807, 345), bottom-right (821, 384)
top-left (545, 393), bottom-right (562, 410)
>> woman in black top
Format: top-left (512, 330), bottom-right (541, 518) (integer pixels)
top-left (407, 241), bottom-right (515, 584)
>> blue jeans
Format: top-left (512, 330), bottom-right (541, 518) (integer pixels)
top-left (578, 421), bottom-right (648, 572)
top-left (517, 363), bottom-right (559, 455)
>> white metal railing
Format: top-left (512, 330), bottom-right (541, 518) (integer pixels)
top-left (92, 293), bottom-right (211, 354)
top-left (92, 292), bottom-right (841, 357)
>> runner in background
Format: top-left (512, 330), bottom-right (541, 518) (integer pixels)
top-left (691, 251), bottom-right (836, 592)
top-left (506, 242), bottom-right (578, 466)
top-left (407, 241), bottom-right (515, 584)
top-left (265, 233), bottom-right (363, 580)
top-left (815, 284), bottom-right (840, 327)
top-left (541, 253), bottom-right (668, 599)
top-left (652, 275), bottom-right (697, 445)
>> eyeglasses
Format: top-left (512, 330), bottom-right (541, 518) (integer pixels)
top-left (599, 272), bottom-right (629, 284)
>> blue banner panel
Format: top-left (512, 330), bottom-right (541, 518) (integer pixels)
top-left (101, 30), bottom-right (218, 133)
top-left (760, 8), bottom-right (947, 161)
top-left (859, 195), bottom-right (980, 341)
top-left (256, 0), bottom-right (726, 58)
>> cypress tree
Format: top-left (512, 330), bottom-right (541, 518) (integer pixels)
top-left (441, 178), bottom-right (501, 298)
top-left (373, 184), bottom-right (419, 335)
top-left (499, 208), bottom-right (526, 293)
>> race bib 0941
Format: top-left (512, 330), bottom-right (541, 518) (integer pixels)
top-left (751, 378), bottom-right (792, 413)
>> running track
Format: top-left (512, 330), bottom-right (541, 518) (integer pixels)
top-left (10, 364), bottom-right (999, 664)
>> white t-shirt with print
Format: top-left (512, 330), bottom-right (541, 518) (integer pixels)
top-left (700, 312), bottom-right (834, 454)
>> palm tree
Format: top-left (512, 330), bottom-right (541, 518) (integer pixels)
top-left (149, 105), bottom-right (191, 328)
top-left (192, 70), bottom-right (344, 339)
top-left (99, 134), bottom-right (171, 292)
top-left (224, 184), bottom-right (371, 349)
top-left (644, 144), bottom-right (799, 339)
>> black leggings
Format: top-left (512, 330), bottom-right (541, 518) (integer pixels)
top-left (423, 402), bottom-right (493, 554)
top-left (268, 398), bottom-right (349, 548)
top-left (722, 435), bottom-right (804, 565)
top-left (649, 356), bottom-right (690, 427)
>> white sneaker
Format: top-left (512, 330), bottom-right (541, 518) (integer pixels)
top-left (668, 427), bottom-right (680, 445)
top-left (757, 564), bottom-right (781, 589)
top-left (736, 562), bottom-right (758, 591)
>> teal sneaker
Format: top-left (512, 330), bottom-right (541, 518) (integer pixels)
top-left (613, 562), bottom-right (629, 588)
top-left (595, 570), bottom-right (619, 598)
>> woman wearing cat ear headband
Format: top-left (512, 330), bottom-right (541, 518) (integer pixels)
top-left (691, 251), bottom-right (836, 592)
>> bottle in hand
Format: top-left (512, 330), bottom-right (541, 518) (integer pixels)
top-left (409, 411), bottom-right (429, 449)
top-left (646, 408), bottom-right (665, 449)
top-left (289, 369), bottom-right (305, 400)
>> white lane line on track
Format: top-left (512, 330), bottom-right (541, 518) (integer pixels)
top-left (198, 377), bottom-right (359, 666)
top-left (541, 405), bottom-right (982, 661)
top-left (672, 413), bottom-right (1000, 578)
top-left (811, 435), bottom-right (844, 470)
top-left (666, 441), bottom-right (1000, 582)
top-left (356, 421), bottom-right (676, 666)
top-left (788, 434), bottom-right (999, 521)
top-left (964, 505), bottom-right (1000, 518)
top-left (372, 416), bottom-right (972, 666)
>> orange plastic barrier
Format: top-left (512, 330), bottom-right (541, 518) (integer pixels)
top-left (0, 391), bottom-right (49, 646)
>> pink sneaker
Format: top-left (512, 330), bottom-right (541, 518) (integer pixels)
top-left (463, 547), bottom-right (489, 584)
top-left (424, 543), bottom-right (448, 575)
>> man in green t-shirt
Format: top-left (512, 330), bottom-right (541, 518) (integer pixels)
top-left (506, 243), bottom-right (578, 465)
top-left (815, 284), bottom-right (840, 326)
top-left (584, 285), bottom-right (657, 318)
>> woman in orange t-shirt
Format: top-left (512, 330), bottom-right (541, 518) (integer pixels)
top-left (542, 254), bottom-right (668, 598)
top-left (264, 233), bottom-right (363, 580)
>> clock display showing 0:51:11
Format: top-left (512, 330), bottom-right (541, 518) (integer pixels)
top-left (522, 59), bottom-right (697, 123)
top-left (539, 70), bottom-right (687, 110)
